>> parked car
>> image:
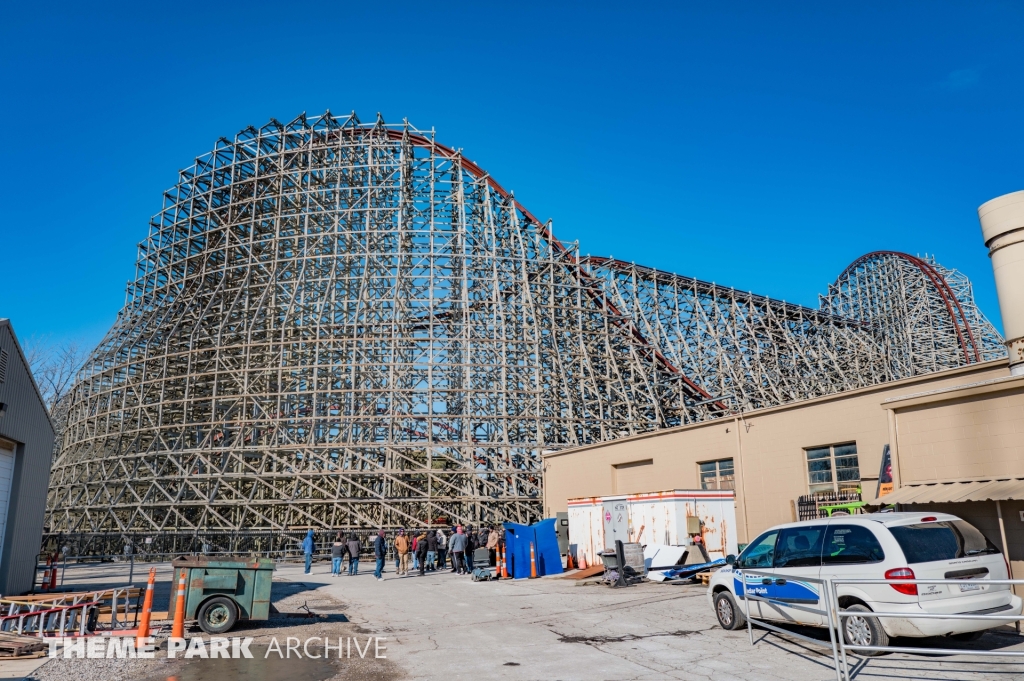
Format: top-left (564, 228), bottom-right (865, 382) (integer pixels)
top-left (708, 512), bottom-right (1022, 650)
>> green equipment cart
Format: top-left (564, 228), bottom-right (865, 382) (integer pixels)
top-left (168, 556), bottom-right (275, 634)
top-left (818, 501), bottom-right (868, 517)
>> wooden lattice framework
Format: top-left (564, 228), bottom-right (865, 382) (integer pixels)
top-left (45, 112), bottom-right (1004, 550)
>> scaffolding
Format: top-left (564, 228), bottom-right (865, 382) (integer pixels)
top-left (45, 112), bottom-right (1005, 551)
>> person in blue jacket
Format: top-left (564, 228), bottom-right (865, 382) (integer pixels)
top-left (302, 529), bottom-right (315, 574)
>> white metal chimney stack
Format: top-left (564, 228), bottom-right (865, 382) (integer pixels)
top-left (978, 190), bottom-right (1024, 376)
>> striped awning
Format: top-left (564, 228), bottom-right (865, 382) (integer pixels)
top-left (878, 478), bottom-right (1024, 505)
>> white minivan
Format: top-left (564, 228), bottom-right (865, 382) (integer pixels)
top-left (708, 512), bottom-right (1022, 649)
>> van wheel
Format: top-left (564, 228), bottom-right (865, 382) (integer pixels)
top-left (714, 591), bottom-right (746, 630)
top-left (197, 596), bottom-right (238, 634)
top-left (842, 604), bottom-right (888, 655)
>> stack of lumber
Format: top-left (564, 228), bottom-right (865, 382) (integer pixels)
top-left (0, 631), bottom-right (49, 658)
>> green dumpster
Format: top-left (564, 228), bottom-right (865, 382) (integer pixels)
top-left (168, 556), bottom-right (275, 634)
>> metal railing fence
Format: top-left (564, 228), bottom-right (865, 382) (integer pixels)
top-left (736, 569), bottom-right (1024, 681)
top-left (830, 577), bottom-right (1024, 681)
top-left (737, 569), bottom-right (843, 681)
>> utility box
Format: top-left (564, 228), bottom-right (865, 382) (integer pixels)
top-left (567, 489), bottom-right (738, 567)
top-left (168, 556), bottom-right (274, 634)
top-left (554, 512), bottom-right (569, 555)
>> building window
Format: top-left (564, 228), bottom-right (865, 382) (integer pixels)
top-left (806, 443), bottom-right (860, 494)
top-left (699, 458), bottom-right (735, 490)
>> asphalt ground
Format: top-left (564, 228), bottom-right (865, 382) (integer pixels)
top-left (9, 558), bottom-right (1024, 681)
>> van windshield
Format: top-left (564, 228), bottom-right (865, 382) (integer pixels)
top-left (889, 520), bottom-right (1000, 564)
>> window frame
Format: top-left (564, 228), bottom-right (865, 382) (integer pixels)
top-left (698, 457), bottom-right (735, 491)
top-left (804, 442), bottom-right (860, 494)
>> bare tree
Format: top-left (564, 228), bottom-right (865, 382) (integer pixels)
top-left (24, 339), bottom-right (87, 464)
top-left (25, 340), bottom-right (86, 412)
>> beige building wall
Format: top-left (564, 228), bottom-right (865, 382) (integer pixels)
top-left (884, 373), bottom-right (1024, 591)
top-left (544, 361), bottom-right (1011, 544)
top-left (886, 374), bottom-right (1024, 484)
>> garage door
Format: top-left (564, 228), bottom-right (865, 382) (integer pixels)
top-left (0, 441), bottom-right (14, 563)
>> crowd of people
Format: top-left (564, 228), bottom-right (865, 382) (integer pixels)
top-left (302, 525), bottom-right (503, 581)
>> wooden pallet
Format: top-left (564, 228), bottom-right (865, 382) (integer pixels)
top-left (698, 571), bottom-right (712, 585)
top-left (561, 565), bottom-right (605, 580)
top-left (0, 631), bottom-right (49, 658)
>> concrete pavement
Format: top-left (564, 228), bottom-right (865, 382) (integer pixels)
top-left (279, 560), bottom-right (1024, 681)
top-left (9, 559), bottom-right (1024, 681)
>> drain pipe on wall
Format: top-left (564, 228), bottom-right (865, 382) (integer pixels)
top-left (733, 412), bottom-right (751, 546)
top-left (979, 191), bottom-right (1024, 375)
top-left (979, 192), bottom-right (1024, 632)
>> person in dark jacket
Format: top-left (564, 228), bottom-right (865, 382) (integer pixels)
top-left (416, 532), bottom-right (429, 576)
top-left (331, 533), bottom-right (344, 576)
top-left (425, 530), bottom-right (438, 571)
top-left (347, 534), bottom-right (361, 575)
top-left (464, 525), bottom-right (476, 572)
top-left (373, 530), bottom-right (387, 580)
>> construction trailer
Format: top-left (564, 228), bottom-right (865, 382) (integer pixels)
top-left (567, 489), bottom-right (738, 566)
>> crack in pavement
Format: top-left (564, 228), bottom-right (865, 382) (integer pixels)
top-left (551, 627), bottom-right (707, 645)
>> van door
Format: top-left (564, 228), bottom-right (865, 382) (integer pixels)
top-left (769, 525), bottom-right (827, 625)
top-left (819, 523), bottom-right (888, 616)
top-left (733, 529), bottom-right (779, 619)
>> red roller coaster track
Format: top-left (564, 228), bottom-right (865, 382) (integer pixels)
top-left (835, 251), bottom-right (981, 364)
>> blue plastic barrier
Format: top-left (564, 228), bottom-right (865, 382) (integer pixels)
top-left (502, 519), bottom-right (564, 578)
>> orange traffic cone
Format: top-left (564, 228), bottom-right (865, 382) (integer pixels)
top-left (137, 567), bottom-right (157, 640)
top-left (529, 541), bottom-right (537, 578)
top-left (171, 568), bottom-right (187, 639)
top-left (579, 552), bottom-right (587, 570)
top-left (501, 546), bottom-right (509, 579)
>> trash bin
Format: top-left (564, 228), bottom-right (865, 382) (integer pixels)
top-left (600, 550), bottom-right (619, 570)
top-left (168, 556), bottom-right (274, 634)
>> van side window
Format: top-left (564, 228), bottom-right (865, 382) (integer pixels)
top-left (775, 526), bottom-right (826, 568)
top-left (823, 525), bottom-right (885, 564)
top-left (737, 530), bottom-right (778, 569)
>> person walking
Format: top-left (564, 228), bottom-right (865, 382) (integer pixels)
top-left (464, 525), bottom-right (476, 572)
top-left (426, 529), bottom-right (438, 571)
top-left (412, 533), bottom-right (420, 572)
top-left (347, 533), bottom-right (361, 575)
top-left (331, 533), bottom-right (344, 576)
top-left (487, 526), bottom-right (500, 567)
top-left (449, 526), bottom-right (468, 574)
top-left (416, 532), bottom-right (429, 576)
top-left (302, 529), bottom-right (315, 574)
top-left (373, 530), bottom-right (386, 581)
top-left (436, 528), bottom-right (448, 570)
top-left (394, 529), bottom-right (411, 576)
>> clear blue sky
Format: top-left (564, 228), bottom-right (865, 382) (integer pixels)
top-left (3, 2), bottom-right (1022, 350)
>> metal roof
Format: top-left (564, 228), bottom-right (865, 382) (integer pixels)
top-left (879, 478), bottom-right (1024, 505)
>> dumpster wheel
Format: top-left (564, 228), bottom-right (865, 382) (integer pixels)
top-left (197, 596), bottom-right (238, 635)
